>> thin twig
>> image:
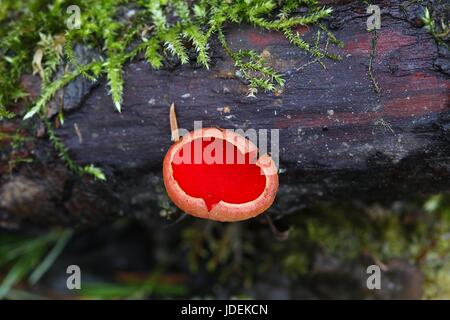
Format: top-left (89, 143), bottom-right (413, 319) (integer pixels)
top-left (265, 213), bottom-right (290, 241)
top-left (368, 30), bottom-right (381, 94)
top-left (163, 213), bottom-right (189, 229)
top-left (170, 103), bottom-right (180, 142)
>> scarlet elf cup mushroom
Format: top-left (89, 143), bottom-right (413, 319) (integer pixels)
top-left (163, 127), bottom-right (279, 222)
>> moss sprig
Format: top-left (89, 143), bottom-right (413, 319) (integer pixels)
top-left (43, 117), bottom-right (106, 180)
top-left (0, 0), bottom-right (340, 178)
top-left (422, 7), bottom-right (449, 46)
top-left (0, 0), bottom-right (341, 117)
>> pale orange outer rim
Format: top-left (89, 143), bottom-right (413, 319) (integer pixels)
top-left (163, 128), bottom-right (279, 222)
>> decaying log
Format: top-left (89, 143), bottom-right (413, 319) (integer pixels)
top-left (0, 0), bottom-right (449, 227)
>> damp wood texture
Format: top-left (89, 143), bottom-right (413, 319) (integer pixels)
top-left (0, 0), bottom-right (449, 227)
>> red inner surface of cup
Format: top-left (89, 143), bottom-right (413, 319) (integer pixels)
top-left (171, 138), bottom-right (266, 211)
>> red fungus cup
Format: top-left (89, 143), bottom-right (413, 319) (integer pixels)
top-left (163, 128), bottom-right (279, 222)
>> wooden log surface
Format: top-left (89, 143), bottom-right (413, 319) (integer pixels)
top-left (0, 0), bottom-right (449, 227)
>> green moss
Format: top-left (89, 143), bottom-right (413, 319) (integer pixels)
top-left (156, 184), bottom-right (178, 218)
top-left (178, 197), bottom-right (450, 298)
top-left (0, 0), bottom-right (340, 177)
top-left (42, 117), bottom-right (105, 180)
top-left (282, 251), bottom-right (309, 276)
top-left (422, 6), bottom-right (449, 46)
top-left (1, 0), bottom-right (339, 115)
top-left (0, 129), bottom-right (34, 172)
top-left (1, 196), bottom-right (449, 298)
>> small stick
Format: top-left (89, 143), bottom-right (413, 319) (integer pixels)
top-left (372, 255), bottom-right (389, 272)
top-left (170, 103), bottom-right (180, 142)
top-left (163, 213), bottom-right (189, 229)
top-left (265, 213), bottom-right (290, 241)
top-left (73, 123), bottom-right (83, 144)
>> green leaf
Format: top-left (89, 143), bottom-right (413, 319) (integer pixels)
top-left (163, 29), bottom-right (189, 64)
top-left (105, 58), bottom-right (124, 113)
top-left (83, 164), bottom-right (106, 181)
top-left (183, 25), bottom-right (210, 68)
top-left (0, 106), bottom-right (15, 120)
top-left (145, 37), bottom-right (164, 69)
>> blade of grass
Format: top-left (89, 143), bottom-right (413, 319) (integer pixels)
top-left (5, 289), bottom-right (49, 300)
top-left (0, 244), bottom-right (47, 299)
top-left (0, 233), bottom-right (54, 269)
top-left (79, 275), bottom-right (186, 299)
top-left (29, 230), bottom-right (73, 285)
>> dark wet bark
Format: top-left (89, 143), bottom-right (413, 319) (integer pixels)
top-left (0, 0), bottom-right (449, 228)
